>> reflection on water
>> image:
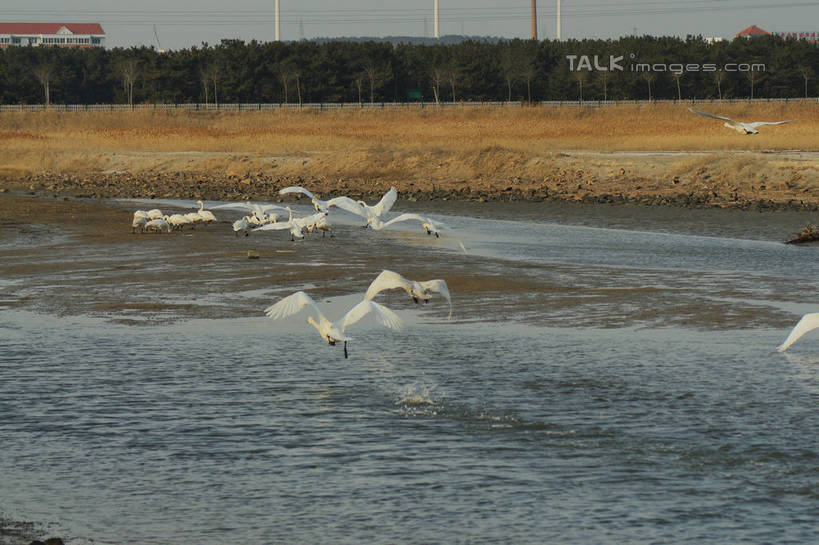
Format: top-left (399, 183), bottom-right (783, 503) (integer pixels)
top-left (1, 200), bottom-right (818, 544)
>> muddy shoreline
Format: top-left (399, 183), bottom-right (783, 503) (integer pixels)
top-left (2, 168), bottom-right (817, 212)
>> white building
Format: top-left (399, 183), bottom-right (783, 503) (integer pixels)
top-left (0, 23), bottom-right (105, 48)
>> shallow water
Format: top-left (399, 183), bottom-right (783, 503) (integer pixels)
top-left (1, 199), bottom-right (818, 544)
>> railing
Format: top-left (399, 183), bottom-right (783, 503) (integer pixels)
top-left (0, 97), bottom-right (815, 112)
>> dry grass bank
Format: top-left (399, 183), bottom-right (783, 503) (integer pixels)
top-left (0, 103), bottom-right (817, 207)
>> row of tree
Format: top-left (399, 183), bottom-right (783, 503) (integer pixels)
top-left (0, 35), bottom-right (816, 105)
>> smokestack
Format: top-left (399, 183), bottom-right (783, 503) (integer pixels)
top-left (275, 0), bottom-right (280, 41)
top-left (531, 1), bottom-right (537, 40)
top-left (434, 0), bottom-right (439, 39)
top-left (556, 0), bottom-right (561, 41)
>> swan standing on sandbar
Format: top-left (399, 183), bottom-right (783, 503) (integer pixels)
top-left (688, 108), bottom-right (795, 135)
top-left (365, 269), bottom-right (452, 319)
top-left (232, 216), bottom-right (252, 236)
top-left (195, 200), bottom-right (217, 223)
top-left (265, 291), bottom-right (403, 358)
top-left (144, 218), bottom-right (171, 233)
top-left (132, 215), bottom-right (148, 233)
top-left (777, 313), bottom-right (819, 352)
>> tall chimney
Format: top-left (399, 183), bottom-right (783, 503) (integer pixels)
top-left (556, 0), bottom-right (561, 41)
top-left (434, 0), bottom-right (439, 39)
top-left (531, 0), bottom-right (537, 40)
top-left (275, 0), bottom-right (280, 41)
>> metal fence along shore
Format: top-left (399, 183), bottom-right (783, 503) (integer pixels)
top-left (0, 98), bottom-right (815, 112)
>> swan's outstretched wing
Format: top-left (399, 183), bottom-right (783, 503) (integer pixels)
top-left (340, 300), bottom-right (403, 332)
top-left (257, 204), bottom-right (289, 215)
top-left (381, 213), bottom-right (427, 228)
top-left (253, 220), bottom-right (294, 232)
top-left (326, 196), bottom-right (368, 218)
top-left (425, 217), bottom-right (451, 231)
top-left (212, 201), bottom-right (265, 214)
top-left (365, 270), bottom-right (412, 300)
top-left (265, 291), bottom-right (321, 319)
top-left (688, 108), bottom-right (736, 124)
top-left (371, 187), bottom-right (398, 217)
top-left (420, 279), bottom-right (452, 319)
top-left (747, 120), bottom-right (795, 129)
top-left (777, 313), bottom-right (819, 352)
top-left (212, 202), bottom-right (247, 211)
top-left (279, 186), bottom-right (318, 201)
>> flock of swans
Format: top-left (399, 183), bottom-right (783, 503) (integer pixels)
top-left (132, 200), bottom-right (217, 233)
top-left (265, 270), bottom-right (451, 358)
top-left (128, 186), bottom-right (819, 356)
top-left (130, 186), bottom-right (452, 242)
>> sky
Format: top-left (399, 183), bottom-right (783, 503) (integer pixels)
top-left (4, 0), bottom-right (819, 50)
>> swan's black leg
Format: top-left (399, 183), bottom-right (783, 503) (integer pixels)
top-left (344, 341), bottom-right (348, 359)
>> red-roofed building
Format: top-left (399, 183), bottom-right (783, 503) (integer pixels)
top-left (0, 23), bottom-right (105, 48)
top-left (736, 25), bottom-right (771, 37)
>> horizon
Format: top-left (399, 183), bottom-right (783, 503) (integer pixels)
top-left (2, 1), bottom-right (819, 50)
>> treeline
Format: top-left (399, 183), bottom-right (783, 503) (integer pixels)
top-left (0, 35), bottom-right (816, 105)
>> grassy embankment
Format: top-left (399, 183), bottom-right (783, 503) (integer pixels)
top-left (0, 102), bottom-right (817, 206)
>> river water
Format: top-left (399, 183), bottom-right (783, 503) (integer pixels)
top-left (1, 198), bottom-right (817, 544)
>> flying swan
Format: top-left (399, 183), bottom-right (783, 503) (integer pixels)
top-left (365, 269), bottom-right (452, 319)
top-left (777, 313), bottom-right (819, 352)
top-left (688, 107), bottom-right (795, 135)
top-left (264, 291), bottom-right (403, 358)
top-left (372, 213), bottom-right (450, 237)
top-left (323, 188), bottom-right (399, 227)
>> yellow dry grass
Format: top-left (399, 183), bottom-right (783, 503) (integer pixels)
top-left (0, 103), bottom-right (817, 199)
top-left (0, 102), bottom-right (816, 156)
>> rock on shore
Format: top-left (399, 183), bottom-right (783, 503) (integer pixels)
top-left (2, 169), bottom-right (817, 212)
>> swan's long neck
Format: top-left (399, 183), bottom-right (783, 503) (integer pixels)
top-left (198, 201), bottom-right (204, 212)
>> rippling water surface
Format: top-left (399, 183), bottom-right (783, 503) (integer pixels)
top-left (1, 199), bottom-right (817, 544)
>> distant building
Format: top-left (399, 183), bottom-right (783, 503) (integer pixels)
top-left (705, 37), bottom-right (725, 44)
top-left (735, 25), bottom-right (771, 38)
top-left (0, 23), bottom-right (105, 48)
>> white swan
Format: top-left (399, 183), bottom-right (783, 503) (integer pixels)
top-left (365, 269), bottom-right (452, 319)
top-left (146, 208), bottom-right (164, 220)
top-left (184, 212), bottom-right (203, 225)
top-left (688, 108), bottom-right (795, 135)
top-left (195, 200), bottom-right (217, 223)
top-left (327, 188), bottom-right (399, 226)
top-left (253, 208), bottom-right (327, 241)
top-left (358, 187), bottom-right (398, 219)
top-left (232, 216), bottom-right (252, 236)
top-left (213, 200), bottom-right (288, 218)
top-left (132, 215), bottom-right (148, 233)
top-left (308, 214), bottom-right (334, 237)
top-left (144, 218), bottom-right (171, 233)
top-left (372, 213), bottom-right (450, 238)
top-left (777, 313), bottom-right (819, 352)
top-left (133, 210), bottom-right (149, 220)
top-left (265, 291), bottom-right (403, 358)
top-left (166, 213), bottom-right (191, 230)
